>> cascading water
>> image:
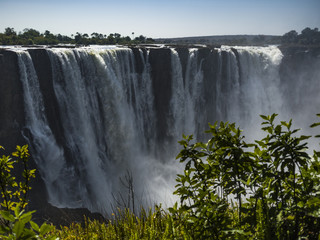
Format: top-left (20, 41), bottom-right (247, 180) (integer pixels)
top-left (220, 46), bottom-right (284, 139)
top-left (10, 45), bottom-right (319, 214)
top-left (16, 50), bottom-right (66, 205)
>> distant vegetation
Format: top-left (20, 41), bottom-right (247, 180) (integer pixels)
top-left (0, 27), bottom-right (155, 45)
top-left (281, 27), bottom-right (320, 45)
top-left (156, 27), bottom-right (320, 46)
top-left (1, 27), bottom-right (319, 47)
top-left (156, 34), bottom-right (282, 46)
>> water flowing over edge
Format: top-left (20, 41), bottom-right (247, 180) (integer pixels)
top-left (10, 45), bottom-right (320, 214)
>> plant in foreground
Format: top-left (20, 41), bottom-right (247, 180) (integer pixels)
top-left (0, 145), bottom-right (56, 240)
top-left (171, 114), bottom-right (320, 239)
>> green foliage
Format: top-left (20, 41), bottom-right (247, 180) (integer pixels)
top-left (172, 114), bottom-right (320, 239)
top-left (0, 145), bottom-right (34, 211)
top-left (282, 27), bottom-right (320, 45)
top-left (54, 205), bottom-right (186, 240)
top-left (0, 145), bottom-right (56, 240)
top-left (0, 27), bottom-right (155, 46)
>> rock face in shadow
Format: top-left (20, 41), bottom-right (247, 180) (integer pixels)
top-left (28, 49), bottom-right (65, 150)
top-left (279, 46), bottom-right (320, 121)
top-left (280, 47), bottom-right (320, 110)
top-left (148, 48), bottom-right (172, 156)
top-left (0, 50), bottom-right (25, 153)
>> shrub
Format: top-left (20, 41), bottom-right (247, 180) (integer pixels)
top-left (0, 145), bottom-right (56, 240)
top-left (171, 114), bottom-right (320, 239)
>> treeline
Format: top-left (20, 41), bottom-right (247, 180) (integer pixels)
top-left (282, 27), bottom-right (320, 45)
top-left (0, 27), bottom-right (155, 45)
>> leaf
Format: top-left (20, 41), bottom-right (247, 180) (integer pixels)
top-left (260, 115), bottom-right (269, 121)
top-left (20, 211), bottom-right (34, 225)
top-left (300, 135), bottom-right (311, 141)
top-left (286, 215), bottom-right (295, 221)
top-left (275, 125), bottom-right (281, 135)
top-left (21, 229), bottom-right (36, 239)
top-left (30, 220), bottom-right (40, 232)
top-left (310, 122), bottom-right (320, 128)
top-left (0, 210), bottom-right (15, 222)
top-left (270, 113), bottom-right (278, 123)
top-left (13, 220), bottom-right (25, 239)
top-left (281, 121), bottom-right (289, 127)
top-left (14, 203), bottom-right (21, 218)
top-left (39, 223), bottom-right (52, 236)
top-left (246, 176), bottom-right (251, 186)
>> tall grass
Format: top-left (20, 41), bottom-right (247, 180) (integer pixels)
top-left (54, 205), bottom-right (190, 240)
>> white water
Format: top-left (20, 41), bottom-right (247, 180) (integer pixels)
top-left (16, 51), bottom-right (66, 204)
top-left (15, 45), bottom-right (319, 214)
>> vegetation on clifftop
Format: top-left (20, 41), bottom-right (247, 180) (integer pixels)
top-left (1, 27), bottom-right (320, 46)
top-left (0, 27), bottom-right (155, 46)
top-left (282, 27), bottom-right (320, 46)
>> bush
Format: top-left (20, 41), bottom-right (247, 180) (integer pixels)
top-left (171, 114), bottom-right (320, 239)
top-left (0, 145), bottom-right (56, 240)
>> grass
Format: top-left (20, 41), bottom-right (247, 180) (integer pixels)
top-left (52, 206), bottom-right (189, 240)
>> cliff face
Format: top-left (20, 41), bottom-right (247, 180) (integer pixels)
top-left (0, 50), bottom-right (25, 153)
top-left (28, 49), bottom-right (67, 156)
top-left (279, 47), bottom-right (320, 113)
top-left (0, 48), bottom-right (104, 225)
top-left (148, 48), bottom-right (172, 153)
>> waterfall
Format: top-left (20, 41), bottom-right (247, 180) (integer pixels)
top-left (221, 46), bottom-right (284, 138)
top-left (16, 51), bottom-right (66, 206)
top-left (12, 45), bottom-right (317, 214)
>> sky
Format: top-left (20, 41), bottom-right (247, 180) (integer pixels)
top-left (0, 0), bottom-right (319, 39)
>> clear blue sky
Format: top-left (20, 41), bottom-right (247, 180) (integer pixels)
top-left (0, 0), bottom-right (319, 38)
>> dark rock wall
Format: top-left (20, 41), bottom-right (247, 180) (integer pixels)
top-left (198, 48), bottom-right (219, 129)
top-left (0, 50), bottom-right (25, 153)
top-left (148, 48), bottom-right (172, 152)
top-left (28, 49), bottom-right (66, 153)
top-left (279, 46), bottom-right (320, 115)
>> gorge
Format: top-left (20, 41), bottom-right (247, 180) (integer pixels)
top-left (0, 44), bottom-right (319, 221)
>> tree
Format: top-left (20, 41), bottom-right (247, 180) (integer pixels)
top-left (106, 34), bottom-right (115, 44)
top-left (21, 28), bottom-right (40, 39)
top-left (4, 27), bottom-right (16, 36)
top-left (171, 114), bottom-right (320, 239)
top-left (299, 27), bottom-right (320, 45)
top-left (114, 33), bottom-right (121, 43)
top-left (135, 35), bottom-right (146, 43)
top-left (44, 30), bottom-right (55, 39)
top-left (282, 27), bottom-right (320, 45)
top-left (0, 27), bottom-right (154, 46)
top-left (74, 32), bottom-right (82, 43)
top-left (282, 30), bottom-right (298, 44)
